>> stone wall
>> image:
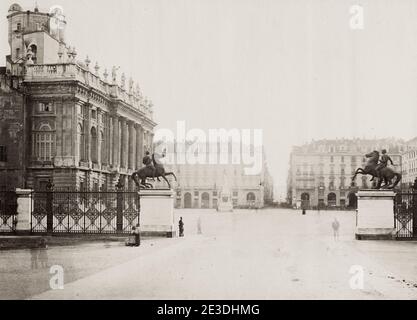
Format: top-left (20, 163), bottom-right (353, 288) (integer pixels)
top-left (0, 75), bottom-right (25, 189)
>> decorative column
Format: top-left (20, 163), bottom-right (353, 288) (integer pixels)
top-left (97, 109), bottom-right (102, 167)
top-left (143, 130), bottom-right (148, 152)
top-left (150, 132), bottom-right (155, 153)
top-left (119, 117), bottom-right (127, 169)
top-left (128, 121), bottom-right (135, 170)
top-left (135, 124), bottom-right (143, 170)
top-left (123, 119), bottom-right (129, 169)
top-left (107, 115), bottom-right (112, 166)
top-left (85, 105), bottom-right (91, 164)
top-left (130, 122), bottom-right (137, 170)
top-left (112, 116), bottom-right (119, 168)
top-left (109, 116), bottom-right (114, 166)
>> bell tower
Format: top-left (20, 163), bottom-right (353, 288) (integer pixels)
top-left (7, 3), bottom-right (67, 66)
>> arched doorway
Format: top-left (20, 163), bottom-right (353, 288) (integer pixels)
top-left (327, 193), bottom-right (337, 207)
top-left (301, 193), bottom-right (310, 208)
top-left (348, 192), bottom-right (357, 209)
top-left (247, 192), bottom-right (256, 207)
top-left (184, 193), bottom-right (192, 209)
top-left (201, 192), bottom-right (210, 209)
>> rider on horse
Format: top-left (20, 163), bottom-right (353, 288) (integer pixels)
top-left (375, 149), bottom-right (395, 178)
top-left (142, 151), bottom-right (156, 180)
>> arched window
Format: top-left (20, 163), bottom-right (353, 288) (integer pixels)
top-left (301, 193), bottom-right (310, 209)
top-left (327, 193), bottom-right (337, 207)
top-left (33, 123), bottom-right (55, 161)
top-left (201, 192), bottom-right (210, 209)
top-left (77, 124), bottom-right (84, 161)
top-left (91, 127), bottom-right (98, 163)
top-left (184, 193), bottom-right (192, 209)
top-left (247, 192), bottom-right (256, 207)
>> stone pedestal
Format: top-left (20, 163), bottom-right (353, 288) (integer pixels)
top-left (139, 189), bottom-right (176, 238)
top-left (356, 190), bottom-right (396, 240)
top-left (15, 189), bottom-right (33, 234)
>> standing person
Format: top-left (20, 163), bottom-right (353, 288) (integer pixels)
top-left (142, 151), bottom-right (156, 180)
top-left (134, 223), bottom-right (141, 247)
top-left (179, 217), bottom-right (184, 237)
top-left (332, 218), bottom-right (340, 240)
top-left (375, 149), bottom-right (395, 179)
top-left (38, 238), bottom-right (48, 268)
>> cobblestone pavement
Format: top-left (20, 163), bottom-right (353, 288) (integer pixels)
top-left (1, 209), bottom-right (416, 300)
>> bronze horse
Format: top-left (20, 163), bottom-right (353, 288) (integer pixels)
top-left (131, 154), bottom-right (177, 189)
top-left (351, 150), bottom-right (401, 189)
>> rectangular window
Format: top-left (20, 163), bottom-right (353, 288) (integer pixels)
top-left (0, 146), bottom-right (7, 162)
top-left (38, 102), bottom-right (53, 113)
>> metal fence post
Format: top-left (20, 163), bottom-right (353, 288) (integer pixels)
top-left (116, 181), bottom-right (124, 233)
top-left (46, 181), bottom-right (54, 233)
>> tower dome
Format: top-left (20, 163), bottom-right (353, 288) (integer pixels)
top-left (8, 3), bottom-right (23, 12)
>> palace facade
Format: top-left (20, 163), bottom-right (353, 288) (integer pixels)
top-left (0, 4), bottom-right (156, 191)
top-left (287, 138), bottom-right (406, 209)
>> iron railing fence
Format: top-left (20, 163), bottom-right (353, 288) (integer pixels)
top-left (0, 191), bottom-right (17, 233)
top-left (394, 192), bottom-right (416, 239)
top-left (31, 190), bottom-right (140, 234)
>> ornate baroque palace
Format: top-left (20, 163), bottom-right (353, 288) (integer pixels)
top-left (287, 138), bottom-right (406, 209)
top-left (0, 4), bottom-right (156, 191)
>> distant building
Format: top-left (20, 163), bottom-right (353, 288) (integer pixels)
top-left (165, 143), bottom-right (274, 209)
top-left (287, 138), bottom-right (406, 209)
top-left (0, 4), bottom-right (156, 191)
top-left (401, 148), bottom-right (417, 189)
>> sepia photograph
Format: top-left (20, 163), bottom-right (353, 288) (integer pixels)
top-left (0, 0), bottom-right (416, 306)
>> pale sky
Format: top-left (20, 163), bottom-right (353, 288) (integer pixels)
top-left (2, 0), bottom-right (417, 200)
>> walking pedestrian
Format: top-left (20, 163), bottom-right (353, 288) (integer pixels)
top-left (179, 217), bottom-right (184, 237)
top-left (134, 224), bottom-right (141, 247)
top-left (332, 218), bottom-right (340, 240)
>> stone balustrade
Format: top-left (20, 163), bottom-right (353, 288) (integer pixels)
top-left (24, 63), bottom-right (152, 119)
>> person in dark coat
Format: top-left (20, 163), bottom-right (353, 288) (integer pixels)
top-left (179, 217), bottom-right (184, 237)
top-left (134, 224), bottom-right (141, 247)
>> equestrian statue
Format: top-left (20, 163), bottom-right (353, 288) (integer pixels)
top-left (131, 150), bottom-right (177, 189)
top-left (351, 149), bottom-right (401, 190)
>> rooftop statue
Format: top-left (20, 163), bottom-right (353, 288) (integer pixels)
top-left (351, 150), bottom-right (401, 189)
